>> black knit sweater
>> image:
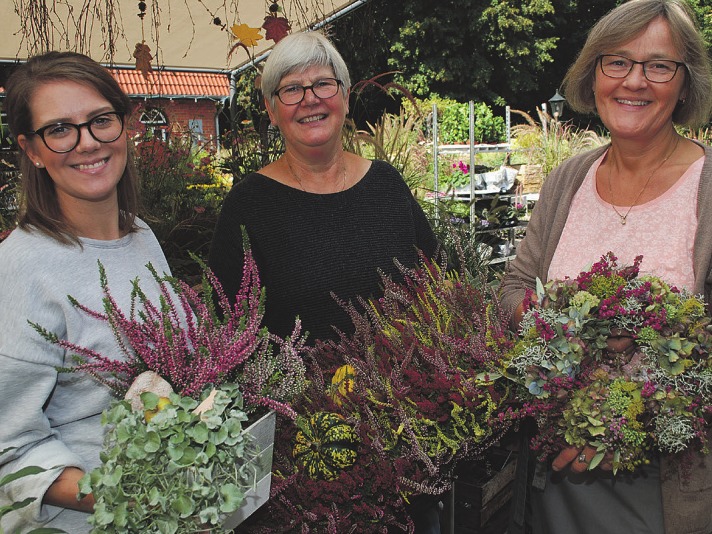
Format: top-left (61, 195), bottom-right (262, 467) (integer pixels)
top-left (208, 160), bottom-right (439, 342)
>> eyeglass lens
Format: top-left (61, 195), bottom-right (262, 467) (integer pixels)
top-left (599, 55), bottom-right (681, 83)
top-left (39, 112), bottom-right (124, 153)
top-left (276, 79), bottom-right (341, 105)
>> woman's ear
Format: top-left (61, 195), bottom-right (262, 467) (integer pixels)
top-left (265, 97), bottom-right (278, 126)
top-left (18, 134), bottom-right (43, 168)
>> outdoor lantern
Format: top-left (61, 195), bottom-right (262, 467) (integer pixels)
top-left (548, 89), bottom-right (566, 120)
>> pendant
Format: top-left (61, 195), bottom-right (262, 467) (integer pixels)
top-left (620, 216), bottom-right (627, 225)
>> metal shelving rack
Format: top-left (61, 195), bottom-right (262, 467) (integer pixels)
top-left (431, 102), bottom-right (526, 265)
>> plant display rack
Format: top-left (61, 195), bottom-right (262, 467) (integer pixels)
top-left (431, 102), bottom-right (530, 265)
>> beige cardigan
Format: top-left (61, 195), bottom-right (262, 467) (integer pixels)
top-left (501, 142), bottom-right (712, 534)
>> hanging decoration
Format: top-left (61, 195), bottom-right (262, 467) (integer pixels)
top-left (262, 1), bottom-right (291, 43)
top-left (133, 1), bottom-right (153, 79)
top-left (228, 23), bottom-right (264, 64)
top-left (11, 0), bottom-right (331, 68)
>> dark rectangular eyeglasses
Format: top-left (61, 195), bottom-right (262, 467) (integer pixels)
top-left (598, 54), bottom-right (686, 83)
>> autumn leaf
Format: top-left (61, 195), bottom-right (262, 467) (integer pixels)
top-left (230, 23), bottom-right (263, 47)
top-left (263, 16), bottom-right (290, 42)
top-left (133, 42), bottom-right (153, 79)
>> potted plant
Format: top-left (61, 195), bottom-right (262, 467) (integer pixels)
top-left (248, 252), bottom-right (520, 531)
top-left (31, 242), bottom-right (308, 531)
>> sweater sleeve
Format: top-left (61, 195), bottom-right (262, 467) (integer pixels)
top-left (410, 193), bottom-right (440, 260)
top-left (0, 356), bottom-right (83, 529)
top-left (0, 258), bottom-right (84, 528)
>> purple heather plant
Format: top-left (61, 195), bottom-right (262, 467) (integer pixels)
top-left (30, 245), bottom-right (308, 419)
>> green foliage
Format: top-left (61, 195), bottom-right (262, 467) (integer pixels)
top-left (402, 97), bottom-right (505, 144)
top-left (510, 107), bottom-right (607, 176)
top-left (220, 125), bottom-right (283, 182)
top-left (343, 108), bottom-right (429, 193)
top-left (334, 0), bottom-right (712, 119)
top-left (222, 70), bottom-right (284, 182)
top-left (333, 0), bottom-right (561, 108)
top-left (80, 385), bottom-right (266, 532)
top-left (0, 448), bottom-right (65, 534)
top-left (135, 136), bottom-right (230, 280)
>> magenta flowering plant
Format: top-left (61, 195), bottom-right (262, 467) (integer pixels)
top-left (505, 252), bottom-right (712, 471)
top-left (30, 245), bottom-right (308, 419)
top-left (245, 253), bottom-right (520, 532)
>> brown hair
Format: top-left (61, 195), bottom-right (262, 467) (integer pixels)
top-left (562, 0), bottom-right (712, 127)
top-left (5, 51), bottom-right (140, 244)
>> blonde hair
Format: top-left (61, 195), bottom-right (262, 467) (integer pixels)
top-left (562, 0), bottom-right (712, 127)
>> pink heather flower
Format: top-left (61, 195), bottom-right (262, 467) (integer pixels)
top-left (34, 245), bottom-right (307, 418)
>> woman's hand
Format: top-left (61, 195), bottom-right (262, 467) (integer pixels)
top-left (512, 292), bottom-right (539, 331)
top-left (552, 445), bottom-right (614, 473)
top-left (43, 467), bottom-right (95, 513)
top-left (605, 328), bottom-right (636, 355)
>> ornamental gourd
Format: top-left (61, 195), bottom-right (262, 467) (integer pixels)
top-left (293, 412), bottom-right (358, 480)
top-left (330, 364), bottom-right (355, 406)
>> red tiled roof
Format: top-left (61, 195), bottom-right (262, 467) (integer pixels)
top-left (109, 68), bottom-right (230, 99)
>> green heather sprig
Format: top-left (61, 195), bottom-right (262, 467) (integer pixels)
top-left (30, 241), bottom-right (308, 419)
top-left (506, 252), bottom-right (712, 471)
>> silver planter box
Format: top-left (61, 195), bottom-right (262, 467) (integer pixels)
top-left (222, 410), bottom-right (276, 529)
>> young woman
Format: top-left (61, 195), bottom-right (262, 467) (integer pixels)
top-left (0, 51), bottom-right (170, 532)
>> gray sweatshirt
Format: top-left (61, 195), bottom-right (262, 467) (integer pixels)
top-left (0, 222), bottom-right (169, 533)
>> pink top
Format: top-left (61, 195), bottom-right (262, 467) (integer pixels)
top-left (548, 151), bottom-right (703, 290)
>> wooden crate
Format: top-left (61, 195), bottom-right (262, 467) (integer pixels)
top-left (517, 164), bottom-right (543, 194)
top-left (451, 449), bottom-right (517, 533)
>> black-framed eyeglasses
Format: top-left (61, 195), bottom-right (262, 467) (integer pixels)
top-left (26, 111), bottom-right (125, 154)
top-left (598, 54), bottom-right (686, 83)
top-left (273, 78), bottom-right (343, 106)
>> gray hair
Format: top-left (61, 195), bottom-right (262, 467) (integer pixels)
top-left (261, 31), bottom-right (351, 108)
top-left (562, 0), bottom-right (712, 127)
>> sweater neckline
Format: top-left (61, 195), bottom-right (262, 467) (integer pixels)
top-left (253, 160), bottom-right (377, 197)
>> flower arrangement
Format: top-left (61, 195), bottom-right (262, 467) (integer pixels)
top-left (505, 252), bottom-right (712, 472)
top-left (248, 253), bottom-right (519, 531)
top-left (31, 242), bottom-right (308, 530)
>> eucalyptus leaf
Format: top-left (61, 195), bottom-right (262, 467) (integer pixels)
top-left (589, 451), bottom-right (605, 470)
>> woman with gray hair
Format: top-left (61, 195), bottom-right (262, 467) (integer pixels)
top-left (501, 0), bottom-right (712, 533)
top-left (209, 29), bottom-right (441, 532)
top-left (209, 31), bottom-right (439, 344)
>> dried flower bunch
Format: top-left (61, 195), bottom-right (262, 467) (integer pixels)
top-left (506, 252), bottom-right (712, 471)
top-left (251, 253), bottom-right (519, 531)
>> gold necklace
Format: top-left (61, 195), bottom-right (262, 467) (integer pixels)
top-left (606, 135), bottom-right (680, 225)
top-left (286, 156), bottom-right (347, 193)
